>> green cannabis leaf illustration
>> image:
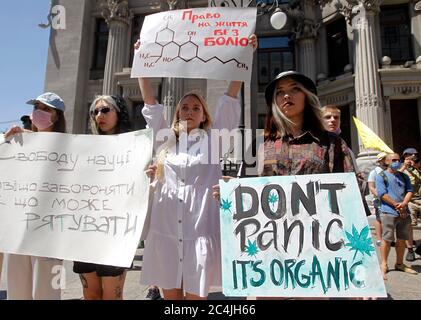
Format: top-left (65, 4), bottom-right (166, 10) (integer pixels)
top-left (220, 198), bottom-right (232, 214)
top-left (345, 225), bottom-right (375, 261)
top-left (268, 192), bottom-right (279, 211)
top-left (245, 239), bottom-right (259, 257)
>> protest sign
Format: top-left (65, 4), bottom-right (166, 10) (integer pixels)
top-left (131, 7), bottom-right (256, 82)
top-left (0, 129), bottom-right (152, 267)
top-left (219, 173), bottom-right (387, 297)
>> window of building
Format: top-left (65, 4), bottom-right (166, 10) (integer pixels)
top-left (90, 18), bottom-right (109, 80)
top-left (390, 99), bottom-right (421, 155)
top-left (326, 18), bottom-right (349, 77)
top-left (380, 5), bottom-right (413, 64)
top-left (130, 15), bottom-right (145, 67)
top-left (257, 36), bottom-right (294, 91)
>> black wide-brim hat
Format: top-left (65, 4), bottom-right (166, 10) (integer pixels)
top-left (264, 70), bottom-right (317, 107)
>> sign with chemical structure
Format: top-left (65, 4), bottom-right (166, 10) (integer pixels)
top-left (219, 173), bottom-right (387, 297)
top-left (131, 7), bottom-right (256, 82)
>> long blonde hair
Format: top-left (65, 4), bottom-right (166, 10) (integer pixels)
top-left (155, 91), bottom-right (213, 181)
top-left (265, 82), bottom-right (324, 140)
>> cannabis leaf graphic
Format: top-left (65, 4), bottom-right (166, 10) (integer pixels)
top-left (344, 225), bottom-right (375, 261)
top-left (245, 239), bottom-right (259, 257)
top-left (220, 198), bottom-right (232, 214)
top-left (268, 192), bottom-right (278, 211)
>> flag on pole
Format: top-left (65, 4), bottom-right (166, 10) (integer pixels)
top-left (353, 116), bottom-right (394, 153)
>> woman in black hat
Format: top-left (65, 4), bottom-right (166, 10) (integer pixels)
top-left (259, 70), bottom-right (355, 176)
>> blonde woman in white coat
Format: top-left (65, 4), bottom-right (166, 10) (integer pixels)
top-left (136, 36), bottom-right (257, 300)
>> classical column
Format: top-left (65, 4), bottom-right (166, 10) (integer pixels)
top-left (161, 0), bottom-right (186, 123)
top-left (290, 0), bottom-right (319, 82)
top-left (162, 78), bottom-right (184, 123)
top-left (345, 0), bottom-right (386, 155)
top-left (102, 0), bottom-right (132, 95)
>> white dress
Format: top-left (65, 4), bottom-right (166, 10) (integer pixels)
top-left (140, 94), bottom-right (240, 297)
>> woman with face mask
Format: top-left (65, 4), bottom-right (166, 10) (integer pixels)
top-left (4, 92), bottom-right (66, 300)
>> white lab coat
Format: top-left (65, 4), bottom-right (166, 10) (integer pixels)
top-left (140, 94), bottom-right (240, 297)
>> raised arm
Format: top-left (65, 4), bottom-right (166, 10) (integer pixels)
top-left (138, 78), bottom-right (158, 105)
top-left (226, 81), bottom-right (242, 98)
top-left (134, 39), bottom-right (158, 105)
top-left (226, 34), bottom-right (257, 98)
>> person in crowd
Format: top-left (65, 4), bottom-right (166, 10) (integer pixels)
top-left (136, 35), bottom-right (257, 300)
top-left (368, 152), bottom-right (389, 246)
top-left (0, 253), bottom-right (2, 287)
top-left (20, 115), bottom-right (32, 130)
top-left (376, 153), bottom-right (418, 280)
top-left (414, 155), bottom-right (421, 258)
top-left (72, 94), bottom-right (133, 300)
top-left (257, 71), bottom-right (355, 177)
top-left (399, 148), bottom-right (421, 261)
top-left (321, 105), bottom-right (371, 216)
top-left (321, 105), bottom-right (359, 168)
top-left (4, 92), bottom-right (66, 299)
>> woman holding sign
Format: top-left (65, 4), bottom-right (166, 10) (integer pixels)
top-left (257, 71), bottom-right (355, 299)
top-left (136, 35), bottom-right (257, 300)
top-left (72, 94), bottom-right (133, 300)
top-left (4, 92), bottom-right (66, 300)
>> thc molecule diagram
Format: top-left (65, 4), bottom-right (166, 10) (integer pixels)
top-left (139, 17), bottom-right (249, 71)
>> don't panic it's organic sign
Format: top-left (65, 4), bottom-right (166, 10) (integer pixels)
top-left (219, 173), bottom-right (387, 297)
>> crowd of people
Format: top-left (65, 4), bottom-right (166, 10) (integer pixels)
top-left (1, 33), bottom-right (420, 300)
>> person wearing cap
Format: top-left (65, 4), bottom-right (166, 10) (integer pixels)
top-left (399, 148), bottom-right (421, 261)
top-left (368, 152), bottom-right (389, 247)
top-left (246, 71), bottom-right (356, 300)
top-left (258, 70), bottom-right (355, 176)
top-left (71, 95), bottom-right (133, 300)
top-left (376, 153), bottom-right (417, 279)
top-left (4, 92), bottom-right (66, 300)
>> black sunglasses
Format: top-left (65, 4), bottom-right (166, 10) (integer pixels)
top-left (92, 107), bottom-right (112, 116)
top-left (391, 159), bottom-right (400, 162)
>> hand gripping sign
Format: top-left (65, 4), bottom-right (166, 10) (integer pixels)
top-left (0, 129), bottom-right (152, 268)
top-left (219, 173), bottom-right (387, 298)
top-left (131, 7), bottom-right (256, 82)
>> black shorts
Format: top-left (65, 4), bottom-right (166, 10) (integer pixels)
top-left (73, 261), bottom-right (131, 277)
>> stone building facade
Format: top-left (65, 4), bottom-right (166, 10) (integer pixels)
top-left (44, 0), bottom-right (421, 169)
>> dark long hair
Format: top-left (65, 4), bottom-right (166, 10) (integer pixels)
top-left (264, 81), bottom-right (324, 141)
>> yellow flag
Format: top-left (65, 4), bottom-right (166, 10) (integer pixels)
top-left (353, 116), bottom-right (394, 153)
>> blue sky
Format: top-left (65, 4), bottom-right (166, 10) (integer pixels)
top-left (0, 1), bottom-right (50, 133)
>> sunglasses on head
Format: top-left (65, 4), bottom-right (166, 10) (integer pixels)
top-left (91, 107), bottom-right (112, 116)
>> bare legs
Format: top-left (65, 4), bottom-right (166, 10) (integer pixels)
top-left (79, 271), bottom-right (127, 300)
